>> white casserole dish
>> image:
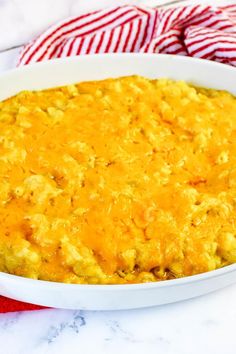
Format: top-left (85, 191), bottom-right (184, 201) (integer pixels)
top-left (0, 53), bottom-right (236, 310)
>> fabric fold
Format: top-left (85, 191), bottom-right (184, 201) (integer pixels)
top-left (17, 4), bottom-right (236, 66)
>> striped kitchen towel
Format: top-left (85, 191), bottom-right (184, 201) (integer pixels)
top-left (18, 4), bottom-right (236, 67)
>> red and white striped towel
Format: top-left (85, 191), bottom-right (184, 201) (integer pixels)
top-left (18, 4), bottom-right (236, 67)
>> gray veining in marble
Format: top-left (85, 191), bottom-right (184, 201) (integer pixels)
top-left (1, 284), bottom-right (236, 354)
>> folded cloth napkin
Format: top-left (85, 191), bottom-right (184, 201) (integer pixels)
top-left (17, 4), bottom-right (236, 66)
top-left (2, 3), bottom-right (236, 314)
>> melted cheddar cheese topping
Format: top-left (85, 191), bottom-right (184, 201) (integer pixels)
top-left (0, 76), bottom-right (236, 284)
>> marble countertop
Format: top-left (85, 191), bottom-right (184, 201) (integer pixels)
top-left (1, 285), bottom-right (236, 354)
top-left (1, 1), bottom-right (236, 353)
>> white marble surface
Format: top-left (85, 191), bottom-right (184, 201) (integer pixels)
top-left (1, 284), bottom-right (236, 354)
top-left (1, 1), bottom-right (236, 353)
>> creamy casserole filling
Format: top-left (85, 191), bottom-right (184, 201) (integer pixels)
top-left (0, 76), bottom-right (236, 284)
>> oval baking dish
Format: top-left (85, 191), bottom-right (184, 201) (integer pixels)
top-left (0, 53), bottom-right (236, 310)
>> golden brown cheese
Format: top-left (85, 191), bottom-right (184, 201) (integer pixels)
top-left (0, 76), bottom-right (236, 284)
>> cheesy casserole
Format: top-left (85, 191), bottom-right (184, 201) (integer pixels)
top-left (0, 76), bottom-right (236, 284)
